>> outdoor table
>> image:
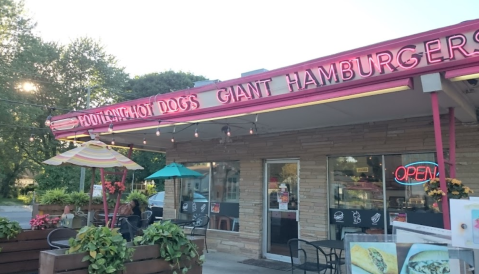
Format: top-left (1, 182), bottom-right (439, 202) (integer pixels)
top-left (50, 239), bottom-right (70, 248)
top-left (310, 240), bottom-right (345, 273)
top-left (310, 239), bottom-right (344, 250)
top-left (98, 213), bottom-right (128, 226)
top-left (162, 219), bottom-right (193, 227)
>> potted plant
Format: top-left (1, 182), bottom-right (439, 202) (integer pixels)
top-left (1, 217), bottom-right (51, 274)
top-left (424, 178), bottom-right (473, 201)
top-left (39, 222), bottom-right (205, 274)
top-left (0, 217), bottom-right (22, 250)
top-left (424, 178), bottom-right (474, 212)
top-left (134, 220), bottom-right (205, 273)
top-left (30, 214), bottom-right (60, 230)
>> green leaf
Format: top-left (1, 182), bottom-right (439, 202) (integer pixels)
top-left (106, 266), bottom-right (116, 273)
top-left (91, 263), bottom-right (99, 270)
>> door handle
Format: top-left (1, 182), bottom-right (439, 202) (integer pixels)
top-left (296, 212), bottom-right (299, 222)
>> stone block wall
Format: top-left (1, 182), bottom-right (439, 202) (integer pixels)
top-left (164, 115), bottom-right (479, 258)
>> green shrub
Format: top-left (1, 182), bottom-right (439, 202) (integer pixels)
top-left (67, 226), bottom-right (133, 274)
top-left (126, 190), bottom-right (148, 210)
top-left (40, 188), bottom-right (70, 205)
top-left (145, 184), bottom-right (157, 196)
top-left (68, 192), bottom-right (89, 208)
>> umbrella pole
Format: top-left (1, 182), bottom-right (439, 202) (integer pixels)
top-left (87, 167), bottom-right (96, 226)
top-left (111, 168), bottom-right (128, 229)
top-left (100, 168), bottom-right (109, 226)
top-left (174, 178), bottom-right (177, 219)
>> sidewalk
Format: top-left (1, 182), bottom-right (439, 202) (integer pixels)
top-left (202, 252), bottom-right (303, 274)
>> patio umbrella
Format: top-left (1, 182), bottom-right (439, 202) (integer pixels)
top-left (43, 140), bottom-right (143, 226)
top-left (146, 162), bottom-right (203, 218)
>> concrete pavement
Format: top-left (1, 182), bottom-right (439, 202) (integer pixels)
top-left (202, 252), bottom-right (304, 274)
top-left (0, 205), bottom-right (32, 229)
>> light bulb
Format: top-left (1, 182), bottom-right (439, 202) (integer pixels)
top-left (227, 128), bottom-right (231, 137)
top-left (29, 134), bottom-right (34, 142)
top-left (171, 136), bottom-right (175, 143)
top-left (156, 127), bottom-right (161, 136)
top-left (45, 115), bottom-right (52, 126)
top-left (194, 128), bottom-right (198, 138)
top-left (249, 128), bottom-right (253, 134)
top-left (111, 138), bottom-right (115, 145)
top-left (143, 137), bottom-right (146, 145)
top-left (108, 123), bottom-right (114, 133)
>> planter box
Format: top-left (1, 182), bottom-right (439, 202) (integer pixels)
top-left (39, 237), bottom-right (204, 274)
top-left (35, 204), bottom-right (109, 216)
top-left (0, 229), bottom-right (53, 274)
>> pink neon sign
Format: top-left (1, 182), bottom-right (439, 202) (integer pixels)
top-left (75, 94), bottom-right (200, 127)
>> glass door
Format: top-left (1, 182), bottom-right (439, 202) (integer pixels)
top-left (263, 160), bottom-right (299, 261)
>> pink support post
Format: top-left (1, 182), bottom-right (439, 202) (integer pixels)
top-left (100, 168), bottom-right (109, 226)
top-left (449, 107), bottom-right (456, 178)
top-left (431, 92), bottom-right (450, 229)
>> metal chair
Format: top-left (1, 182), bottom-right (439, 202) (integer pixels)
top-left (287, 238), bottom-right (338, 274)
top-left (47, 228), bottom-right (78, 249)
top-left (141, 210), bottom-right (152, 229)
top-left (119, 215), bottom-right (140, 242)
top-left (190, 215), bottom-right (209, 253)
top-left (92, 210), bottom-right (105, 226)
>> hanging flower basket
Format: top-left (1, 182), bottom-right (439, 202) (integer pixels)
top-left (104, 181), bottom-right (126, 196)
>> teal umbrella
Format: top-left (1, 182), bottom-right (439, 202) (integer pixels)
top-left (146, 162), bottom-right (203, 217)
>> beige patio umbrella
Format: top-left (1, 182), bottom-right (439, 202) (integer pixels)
top-left (43, 140), bottom-right (143, 227)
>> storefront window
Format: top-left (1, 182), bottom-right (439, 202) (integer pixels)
top-left (179, 163), bottom-right (210, 222)
top-left (328, 153), bottom-right (444, 240)
top-left (329, 156), bottom-right (384, 210)
top-left (210, 162), bottom-right (240, 231)
top-left (179, 161), bottom-right (240, 232)
top-left (384, 153), bottom-right (443, 231)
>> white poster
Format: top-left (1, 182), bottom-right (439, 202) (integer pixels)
top-left (450, 199), bottom-right (479, 249)
top-left (92, 185), bottom-right (102, 197)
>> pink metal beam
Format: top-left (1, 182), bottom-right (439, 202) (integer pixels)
top-left (431, 92), bottom-right (450, 229)
top-left (449, 108), bottom-right (456, 178)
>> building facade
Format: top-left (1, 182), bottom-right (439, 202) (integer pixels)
top-left (50, 20), bottom-right (479, 261)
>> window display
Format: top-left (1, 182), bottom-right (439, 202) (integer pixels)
top-left (328, 153), bottom-right (445, 240)
top-left (179, 161), bottom-right (240, 231)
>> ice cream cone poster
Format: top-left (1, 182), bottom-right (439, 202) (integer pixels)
top-left (450, 198), bottom-right (479, 249)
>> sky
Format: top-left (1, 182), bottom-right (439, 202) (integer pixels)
top-left (23, 0), bottom-right (479, 82)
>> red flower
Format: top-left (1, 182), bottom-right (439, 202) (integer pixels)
top-left (104, 181), bottom-right (126, 195)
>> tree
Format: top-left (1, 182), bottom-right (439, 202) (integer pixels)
top-left (118, 70), bottom-right (206, 101)
top-left (0, 0), bottom-right (130, 196)
top-left (116, 71), bottom-right (207, 190)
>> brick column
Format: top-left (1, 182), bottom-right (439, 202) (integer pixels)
top-left (238, 159), bottom-right (264, 257)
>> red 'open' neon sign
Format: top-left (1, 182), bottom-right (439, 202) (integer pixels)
top-left (394, 161), bottom-right (439, 185)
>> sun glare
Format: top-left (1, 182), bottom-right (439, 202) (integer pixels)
top-left (22, 82), bottom-right (37, 92)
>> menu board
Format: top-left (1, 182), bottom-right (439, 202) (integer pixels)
top-left (349, 242), bottom-right (450, 274)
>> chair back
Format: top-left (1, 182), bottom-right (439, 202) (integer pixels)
top-left (141, 211), bottom-right (152, 229)
top-left (119, 215), bottom-right (140, 241)
top-left (287, 238), bottom-right (337, 272)
top-left (92, 210), bottom-right (105, 226)
top-left (191, 215), bottom-right (209, 236)
top-left (47, 228), bottom-right (78, 249)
